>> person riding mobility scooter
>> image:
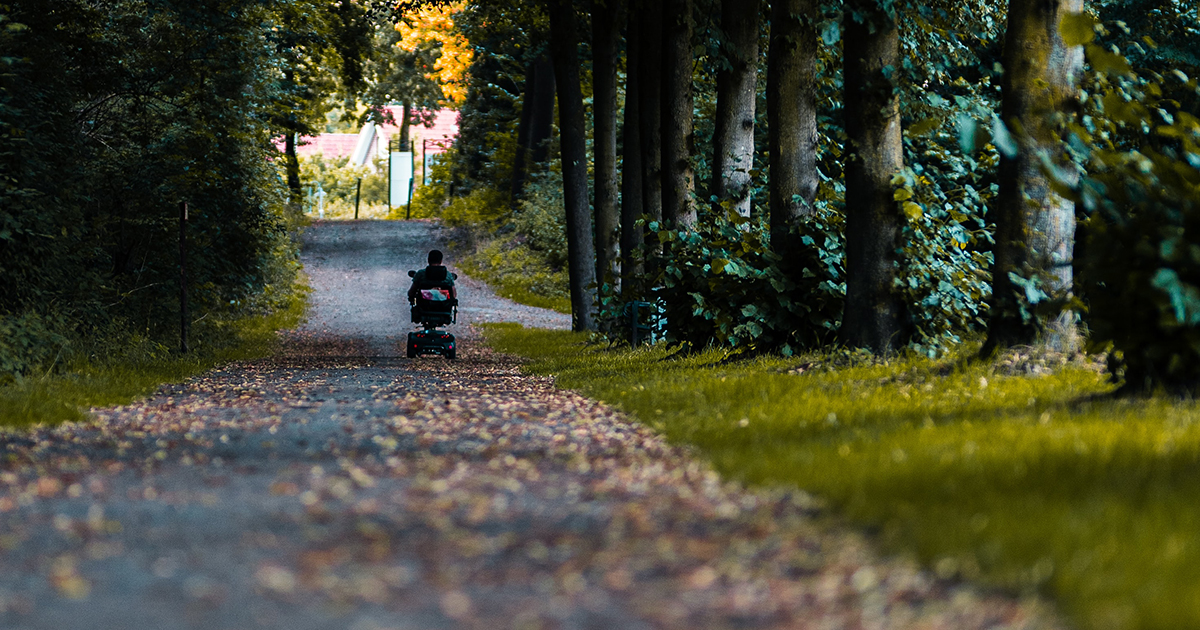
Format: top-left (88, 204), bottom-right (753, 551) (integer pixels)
top-left (406, 250), bottom-right (458, 360)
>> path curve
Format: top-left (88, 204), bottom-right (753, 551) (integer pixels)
top-left (0, 221), bottom-right (1060, 630)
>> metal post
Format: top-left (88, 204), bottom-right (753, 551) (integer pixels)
top-left (354, 177), bottom-right (362, 220)
top-left (387, 144), bottom-right (392, 215)
top-left (179, 201), bottom-right (189, 354)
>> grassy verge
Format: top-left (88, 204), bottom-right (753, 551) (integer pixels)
top-left (459, 239), bottom-right (571, 314)
top-left (485, 323), bottom-right (1200, 630)
top-left (0, 290), bottom-right (307, 429)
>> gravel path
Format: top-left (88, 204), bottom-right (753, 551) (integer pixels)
top-left (0, 221), bottom-right (1061, 630)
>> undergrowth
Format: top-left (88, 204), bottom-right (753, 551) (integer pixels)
top-left (486, 323), bottom-right (1200, 630)
top-left (0, 283), bottom-right (308, 429)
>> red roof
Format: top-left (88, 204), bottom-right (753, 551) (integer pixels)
top-left (275, 108), bottom-right (459, 161)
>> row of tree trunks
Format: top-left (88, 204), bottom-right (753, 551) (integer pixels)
top-left (546, 0), bottom-right (1081, 349)
top-left (711, 0), bottom-right (759, 219)
top-left (841, 0), bottom-right (904, 353)
top-left (985, 0), bottom-right (1084, 353)
top-left (546, 0), bottom-right (597, 332)
top-left (592, 0), bottom-right (621, 288)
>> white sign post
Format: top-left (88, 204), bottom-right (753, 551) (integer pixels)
top-left (389, 151), bottom-right (413, 207)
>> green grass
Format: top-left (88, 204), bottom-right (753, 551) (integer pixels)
top-left (0, 291), bottom-right (307, 429)
top-left (485, 323), bottom-right (1200, 630)
top-left (459, 240), bottom-right (571, 314)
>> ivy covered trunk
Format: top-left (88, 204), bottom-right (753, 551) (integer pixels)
top-left (767, 0), bottom-right (818, 248)
top-left (985, 0), bottom-right (1084, 352)
top-left (841, 0), bottom-right (903, 353)
top-left (592, 0), bottom-right (621, 286)
top-left (547, 0), bottom-right (598, 331)
top-left (712, 0), bottom-right (759, 219)
top-left (661, 0), bottom-right (696, 229)
top-left (620, 11), bottom-right (645, 293)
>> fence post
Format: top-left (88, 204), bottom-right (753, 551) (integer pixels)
top-left (179, 201), bottom-right (189, 354)
top-left (354, 177), bottom-right (362, 220)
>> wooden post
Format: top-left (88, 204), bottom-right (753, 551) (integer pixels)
top-left (354, 177), bottom-right (362, 220)
top-left (179, 201), bottom-right (189, 354)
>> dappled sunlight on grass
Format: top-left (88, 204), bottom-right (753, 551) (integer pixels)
top-left (485, 323), bottom-right (1200, 630)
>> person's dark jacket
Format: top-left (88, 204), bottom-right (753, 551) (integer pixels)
top-left (408, 265), bottom-right (456, 303)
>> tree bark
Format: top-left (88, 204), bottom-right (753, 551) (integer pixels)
top-left (592, 0), bottom-right (621, 287)
top-left (639, 0), bottom-right (664, 229)
top-left (621, 12), bottom-right (645, 295)
top-left (529, 54), bottom-right (556, 165)
top-left (985, 0), bottom-right (1083, 353)
top-left (547, 0), bottom-right (598, 331)
top-left (841, 0), bottom-right (903, 353)
top-left (767, 0), bottom-right (818, 249)
top-left (661, 0), bottom-right (696, 229)
top-left (510, 61), bottom-right (536, 200)
top-left (511, 54), bottom-right (557, 200)
top-left (398, 102), bottom-right (411, 151)
top-left (713, 0), bottom-right (759, 219)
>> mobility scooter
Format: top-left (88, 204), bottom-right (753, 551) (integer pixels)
top-left (406, 269), bottom-right (458, 360)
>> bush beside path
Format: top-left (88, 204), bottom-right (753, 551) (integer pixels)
top-left (0, 221), bottom-right (1059, 629)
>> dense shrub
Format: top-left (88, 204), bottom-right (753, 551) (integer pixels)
top-left (0, 0), bottom-right (304, 379)
top-left (1067, 14), bottom-right (1200, 393)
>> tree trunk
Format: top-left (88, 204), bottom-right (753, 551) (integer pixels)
top-left (713, 0), bottom-right (759, 219)
top-left (398, 102), bottom-right (411, 151)
top-left (592, 0), bottom-right (621, 288)
top-left (840, 0), bottom-right (903, 353)
top-left (621, 12), bottom-right (645, 295)
top-left (547, 0), bottom-right (598, 332)
top-left (984, 0), bottom-right (1084, 353)
top-left (661, 0), bottom-right (696, 229)
top-left (284, 130), bottom-right (301, 202)
top-left (639, 0), bottom-right (664, 229)
top-left (767, 0), bottom-right (818, 249)
top-left (511, 53), bottom-right (556, 200)
top-left (510, 61), bottom-right (536, 200)
top-left (529, 54), bottom-right (557, 165)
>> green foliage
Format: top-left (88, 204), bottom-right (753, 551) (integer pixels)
top-left (0, 285), bottom-right (307, 427)
top-left (440, 187), bottom-right (511, 227)
top-left (298, 154), bottom-right (390, 219)
top-left (486, 324), bottom-right (1200, 630)
top-left (460, 240), bottom-right (570, 314)
top-left (1062, 9), bottom-right (1200, 393)
top-left (638, 209), bottom-right (843, 354)
top-left (0, 0), bottom-right (306, 382)
top-left (511, 170), bottom-right (568, 268)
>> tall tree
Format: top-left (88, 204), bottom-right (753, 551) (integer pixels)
top-left (712, 0), bottom-right (760, 218)
top-left (620, 12), bottom-right (645, 294)
top-left (767, 0), bottom-right (818, 247)
top-left (511, 52), bottom-right (556, 199)
top-left (547, 0), bottom-right (598, 331)
top-left (661, 0), bottom-right (697, 228)
top-left (984, 0), bottom-right (1084, 353)
top-left (592, 0), bottom-right (621, 285)
top-left (639, 0), bottom-right (665, 229)
top-left (840, 0), bottom-right (904, 353)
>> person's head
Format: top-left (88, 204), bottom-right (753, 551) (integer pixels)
top-left (427, 249), bottom-right (444, 265)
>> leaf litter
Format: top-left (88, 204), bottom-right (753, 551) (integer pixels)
top-left (0, 221), bottom-right (1063, 629)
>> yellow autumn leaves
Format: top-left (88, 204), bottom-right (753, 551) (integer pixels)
top-left (395, 1), bottom-right (472, 107)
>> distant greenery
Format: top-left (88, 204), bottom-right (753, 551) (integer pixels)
top-left (0, 0), bottom-right (340, 384)
top-left (488, 323), bottom-right (1200, 630)
top-left (299, 154), bottom-right (390, 220)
